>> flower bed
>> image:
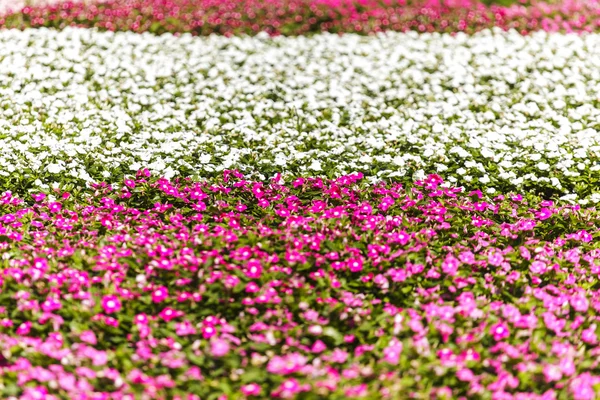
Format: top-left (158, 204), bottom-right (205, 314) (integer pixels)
top-left (0, 28), bottom-right (600, 203)
top-left (1, 0), bottom-right (599, 36)
top-left (0, 171), bottom-right (599, 399)
top-left (1, 1), bottom-right (600, 399)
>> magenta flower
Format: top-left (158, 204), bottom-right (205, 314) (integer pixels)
top-left (41, 297), bottom-right (62, 313)
top-left (311, 340), bottom-right (327, 353)
top-left (241, 383), bottom-right (262, 396)
top-left (347, 258), bottom-right (364, 272)
top-left (31, 193), bottom-right (46, 202)
top-left (2, 170), bottom-right (600, 397)
top-left (382, 338), bottom-right (403, 365)
top-left (578, 230), bottom-right (593, 243)
top-left (537, 208), bottom-right (553, 220)
top-left (570, 294), bottom-right (589, 313)
top-left (101, 295), bottom-right (122, 314)
top-left (490, 323), bottom-right (510, 341)
top-left (278, 378), bottom-right (301, 397)
top-left (202, 325), bottom-right (217, 339)
top-left (159, 307), bottom-right (178, 321)
top-left (582, 326), bottom-right (598, 344)
top-left (32, 257), bottom-right (48, 271)
top-left (456, 368), bottom-right (474, 382)
top-left (570, 374), bottom-right (596, 400)
top-left (48, 201), bottom-right (62, 213)
top-left (530, 261), bottom-right (548, 275)
top-left (441, 255), bottom-right (459, 276)
top-left (267, 353), bottom-right (307, 375)
top-left (151, 286), bottom-right (169, 303)
top-left (22, 387), bottom-right (49, 400)
top-left (245, 259), bottom-right (263, 279)
top-left (134, 314), bottom-right (148, 325)
top-left (16, 321), bottom-right (32, 336)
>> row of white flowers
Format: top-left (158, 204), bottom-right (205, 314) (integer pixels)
top-left (1, 27), bottom-right (600, 202)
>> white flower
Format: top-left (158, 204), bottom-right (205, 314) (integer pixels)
top-left (537, 162), bottom-right (550, 171)
top-left (309, 160), bottom-right (322, 171)
top-left (47, 163), bottom-right (64, 174)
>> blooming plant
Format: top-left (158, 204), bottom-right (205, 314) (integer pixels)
top-left (2, 0), bottom-right (600, 36)
top-left (0, 171), bottom-right (598, 398)
top-left (0, 0), bottom-right (600, 398)
top-left (0, 28), bottom-right (599, 204)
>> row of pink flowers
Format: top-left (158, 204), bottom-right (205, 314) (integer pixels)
top-left (0, 170), bottom-right (598, 398)
top-left (1, 0), bottom-right (599, 35)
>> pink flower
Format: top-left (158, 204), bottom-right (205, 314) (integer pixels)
top-left (582, 325), bottom-right (597, 344)
top-left (210, 338), bottom-right (230, 357)
top-left (530, 260), bottom-right (548, 275)
top-left (16, 321), bottom-right (31, 335)
top-left (537, 208), bottom-right (553, 220)
top-left (311, 340), bottom-right (327, 353)
top-left (559, 358), bottom-right (575, 376)
top-left (456, 368), bottom-right (475, 382)
top-left (345, 383), bottom-right (368, 398)
top-left (224, 274), bottom-right (240, 289)
top-left (202, 325), bottom-right (217, 339)
top-left (459, 251), bottom-right (475, 264)
top-left (175, 320), bottom-right (197, 336)
top-left (490, 323), bottom-right (510, 341)
top-left (347, 258), bottom-right (363, 272)
top-left (570, 374), bottom-right (596, 400)
top-left (543, 364), bottom-right (562, 382)
top-left (267, 353), bottom-right (307, 375)
top-left (80, 330), bottom-right (97, 345)
top-left (441, 255), bottom-right (459, 276)
top-left (487, 250), bottom-right (504, 267)
top-left (41, 297), bottom-right (61, 313)
top-left (279, 378), bottom-right (301, 397)
top-left (578, 230), bottom-right (593, 243)
top-left (101, 295), bottom-right (122, 314)
top-left (570, 294), bottom-right (589, 313)
top-left (241, 383), bottom-right (262, 396)
top-left (31, 193), bottom-right (46, 202)
top-left (159, 307), bottom-right (179, 321)
top-left (134, 314), bottom-right (148, 325)
top-left (48, 201), bottom-right (62, 213)
top-left (245, 259), bottom-right (262, 279)
top-left (251, 183), bottom-right (265, 199)
top-left (22, 387), bottom-right (49, 400)
top-left (152, 286), bottom-right (169, 303)
top-left (382, 338), bottom-right (403, 365)
top-left (33, 257), bottom-right (48, 271)
top-left (329, 348), bottom-right (349, 364)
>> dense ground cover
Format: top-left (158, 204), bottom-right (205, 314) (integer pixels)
top-left (2, 28), bottom-right (600, 203)
top-left (1, 171), bottom-right (600, 399)
top-left (2, 0), bottom-right (600, 399)
top-left (0, 0), bottom-right (599, 36)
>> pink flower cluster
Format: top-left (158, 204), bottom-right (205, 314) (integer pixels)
top-left (2, 0), bottom-right (600, 36)
top-left (0, 171), bottom-right (599, 398)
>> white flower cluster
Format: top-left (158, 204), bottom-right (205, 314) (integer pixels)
top-left (2, 27), bottom-right (600, 202)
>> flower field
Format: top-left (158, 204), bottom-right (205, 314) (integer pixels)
top-left (2, 0), bottom-right (600, 399)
